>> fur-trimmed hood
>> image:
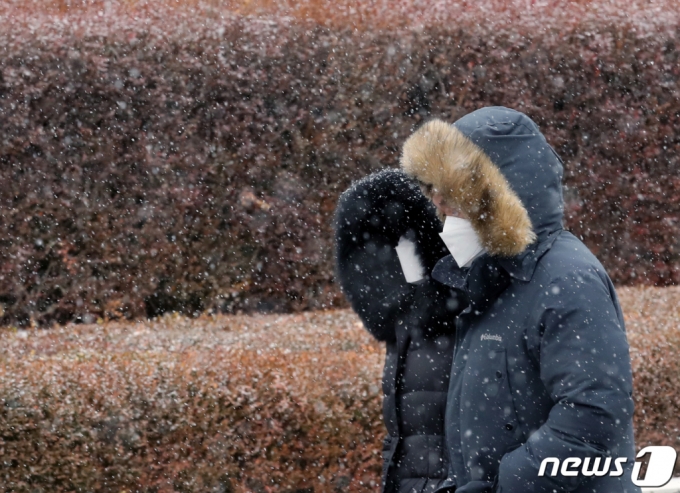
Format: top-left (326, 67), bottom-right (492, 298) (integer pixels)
top-left (400, 107), bottom-right (564, 257)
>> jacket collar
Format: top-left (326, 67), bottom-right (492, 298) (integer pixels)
top-left (431, 229), bottom-right (563, 314)
top-left (496, 228), bottom-right (564, 282)
top-left (495, 228), bottom-right (562, 282)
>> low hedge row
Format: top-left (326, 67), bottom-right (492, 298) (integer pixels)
top-left (0, 309), bottom-right (386, 493)
top-left (0, 286), bottom-right (678, 492)
top-left (0, 7), bottom-right (679, 325)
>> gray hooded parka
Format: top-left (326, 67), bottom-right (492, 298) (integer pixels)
top-left (400, 107), bottom-right (640, 493)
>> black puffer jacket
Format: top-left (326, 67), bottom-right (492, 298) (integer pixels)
top-left (334, 169), bottom-right (465, 493)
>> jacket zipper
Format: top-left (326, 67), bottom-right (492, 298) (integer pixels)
top-left (453, 312), bottom-right (467, 361)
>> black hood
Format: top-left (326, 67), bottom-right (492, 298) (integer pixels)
top-left (334, 168), bottom-right (451, 341)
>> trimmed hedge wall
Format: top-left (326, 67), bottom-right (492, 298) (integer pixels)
top-left (0, 310), bottom-right (385, 493)
top-left (1, 11), bottom-right (679, 326)
top-left (1, 286), bottom-right (679, 492)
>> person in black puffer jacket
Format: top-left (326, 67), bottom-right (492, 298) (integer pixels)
top-left (334, 169), bottom-right (466, 493)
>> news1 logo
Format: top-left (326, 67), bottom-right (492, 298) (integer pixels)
top-left (632, 447), bottom-right (678, 488)
top-left (537, 446), bottom-right (677, 487)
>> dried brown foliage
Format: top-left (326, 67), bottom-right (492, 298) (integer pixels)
top-left (1, 0), bottom-right (678, 31)
top-left (0, 310), bottom-right (385, 492)
top-left (622, 286), bottom-right (680, 469)
top-left (0, 286), bottom-right (678, 491)
top-left (0, 4), bottom-right (679, 326)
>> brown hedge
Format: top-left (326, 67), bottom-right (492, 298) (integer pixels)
top-left (0, 7), bottom-right (679, 326)
top-left (0, 309), bottom-right (385, 493)
top-left (0, 285), bottom-right (678, 492)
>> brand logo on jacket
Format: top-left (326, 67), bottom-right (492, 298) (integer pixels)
top-left (481, 333), bottom-right (502, 342)
top-left (537, 446), bottom-right (677, 488)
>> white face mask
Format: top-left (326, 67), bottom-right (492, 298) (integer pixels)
top-left (439, 216), bottom-right (486, 268)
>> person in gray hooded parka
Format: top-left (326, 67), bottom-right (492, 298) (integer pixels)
top-left (400, 107), bottom-right (640, 493)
